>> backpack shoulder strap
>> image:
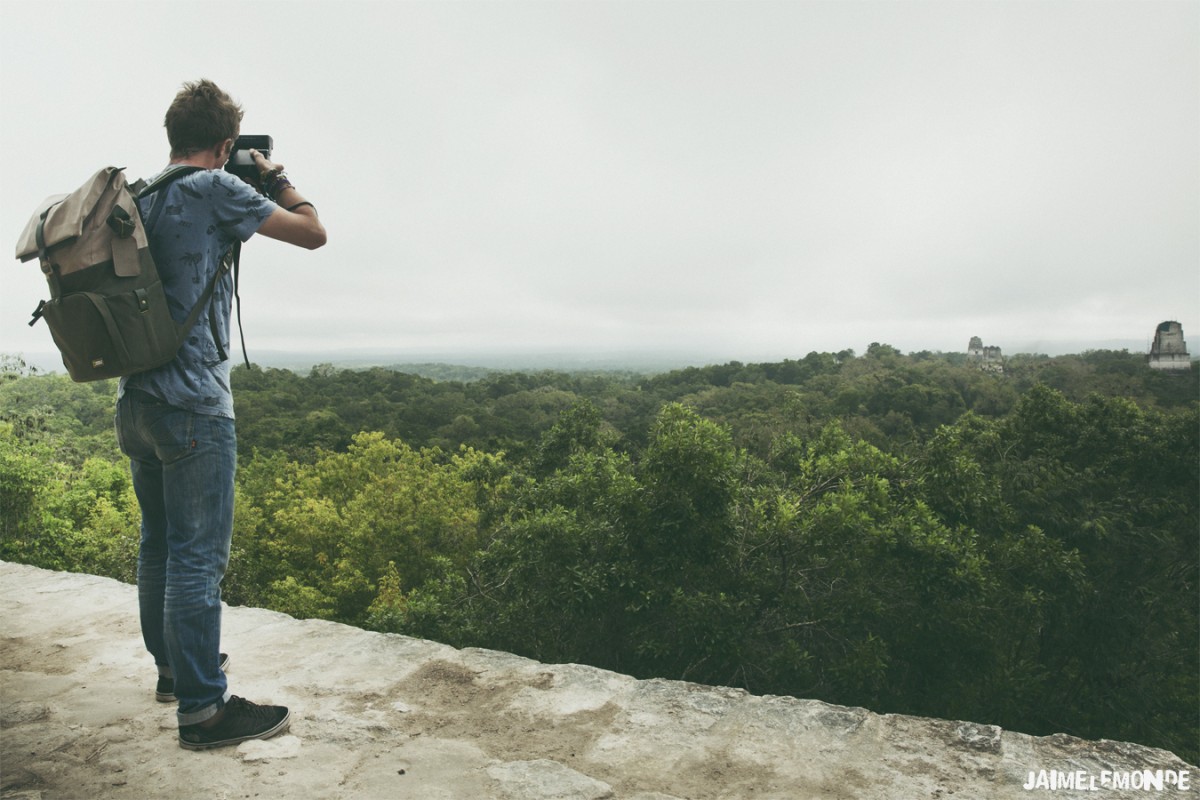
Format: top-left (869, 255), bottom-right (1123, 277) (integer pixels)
top-left (137, 166), bottom-right (252, 369)
top-left (137, 165), bottom-right (203, 199)
top-left (198, 242), bottom-right (251, 370)
top-left (181, 244), bottom-right (236, 360)
top-left (136, 165), bottom-right (226, 358)
top-left (138, 165), bottom-right (204, 231)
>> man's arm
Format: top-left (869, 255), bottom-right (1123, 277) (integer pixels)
top-left (258, 201), bottom-right (327, 250)
top-left (249, 150), bottom-right (327, 250)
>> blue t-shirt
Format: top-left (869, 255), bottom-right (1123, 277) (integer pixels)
top-left (119, 169), bottom-right (277, 418)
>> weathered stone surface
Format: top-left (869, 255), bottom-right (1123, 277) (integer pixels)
top-left (487, 759), bottom-right (615, 799)
top-left (1, 561), bottom-right (1195, 799)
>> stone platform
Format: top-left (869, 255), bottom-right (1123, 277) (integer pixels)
top-left (1, 561), bottom-right (1195, 799)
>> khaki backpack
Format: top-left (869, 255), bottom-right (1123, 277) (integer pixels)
top-left (14, 165), bottom-right (234, 382)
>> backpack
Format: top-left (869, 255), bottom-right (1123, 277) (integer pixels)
top-left (14, 165), bottom-right (242, 382)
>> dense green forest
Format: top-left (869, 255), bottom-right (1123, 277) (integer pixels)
top-left (1, 347), bottom-right (1196, 763)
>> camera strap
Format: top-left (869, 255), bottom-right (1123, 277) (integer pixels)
top-left (230, 240), bottom-right (250, 369)
top-left (205, 242), bottom-right (249, 370)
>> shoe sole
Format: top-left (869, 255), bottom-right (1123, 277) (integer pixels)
top-left (156, 654), bottom-right (232, 703)
top-left (178, 708), bottom-right (291, 751)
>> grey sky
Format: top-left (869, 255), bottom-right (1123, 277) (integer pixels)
top-left (2, 0), bottom-right (1196, 365)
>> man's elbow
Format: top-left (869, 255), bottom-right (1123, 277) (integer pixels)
top-left (260, 208), bottom-right (328, 249)
top-left (302, 223), bottom-right (328, 250)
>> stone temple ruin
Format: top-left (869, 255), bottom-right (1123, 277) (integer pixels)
top-left (1148, 321), bottom-right (1191, 371)
top-left (967, 336), bottom-right (1004, 372)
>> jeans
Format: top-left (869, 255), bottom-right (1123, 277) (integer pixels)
top-left (115, 389), bottom-right (235, 725)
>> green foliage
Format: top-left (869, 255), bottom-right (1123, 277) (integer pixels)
top-left (0, 425), bottom-right (138, 577)
top-left (1, 350), bottom-right (1195, 763)
top-left (50, 458), bottom-right (141, 583)
top-left (229, 432), bottom-right (502, 626)
top-left (0, 372), bottom-right (122, 465)
top-left (0, 424), bottom-right (75, 569)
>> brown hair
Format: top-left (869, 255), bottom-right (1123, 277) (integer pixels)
top-left (164, 79), bottom-right (243, 157)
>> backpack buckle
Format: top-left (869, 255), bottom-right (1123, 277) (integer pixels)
top-left (28, 299), bottom-right (45, 327)
top-left (107, 205), bottom-right (136, 238)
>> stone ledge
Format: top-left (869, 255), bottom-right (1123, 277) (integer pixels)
top-left (1, 561), bottom-right (1195, 799)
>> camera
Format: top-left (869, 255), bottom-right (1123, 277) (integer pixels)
top-left (225, 135), bottom-right (273, 180)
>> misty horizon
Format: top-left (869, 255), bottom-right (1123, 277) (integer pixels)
top-left (3, 2), bottom-right (1195, 366)
top-left (7, 330), bottom-right (1189, 378)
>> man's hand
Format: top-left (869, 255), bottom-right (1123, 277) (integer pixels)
top-left (249, 148), bottom-right (285, 178)
top-left (252, 149), bottom-right (327, 249)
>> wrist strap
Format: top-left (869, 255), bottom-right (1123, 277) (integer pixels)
top-left (260, 169), bottom-right (293, 201)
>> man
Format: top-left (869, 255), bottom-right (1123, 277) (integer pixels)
top-left (115, 79), bottom-right (326, 750)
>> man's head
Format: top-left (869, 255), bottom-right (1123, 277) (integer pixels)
top-left (164, 79), bottom-right (243, 160)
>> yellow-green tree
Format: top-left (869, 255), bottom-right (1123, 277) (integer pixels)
top-left (231, 431), bottom-right (506, 625)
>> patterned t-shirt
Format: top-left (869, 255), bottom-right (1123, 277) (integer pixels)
top-left (119, 168), bottom-right (278, 418)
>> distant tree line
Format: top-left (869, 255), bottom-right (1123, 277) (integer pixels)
top-left (0, 347), bottom-right (1195, 763)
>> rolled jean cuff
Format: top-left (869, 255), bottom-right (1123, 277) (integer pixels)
top-left (177, 689), bottom-right (232, 727)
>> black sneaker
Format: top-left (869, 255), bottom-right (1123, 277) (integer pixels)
top-left (178, 696), bottom-right (291, 751)
top-left (155, 653), bottom-right (231, 703)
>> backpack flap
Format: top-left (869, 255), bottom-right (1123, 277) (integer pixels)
top-left (13, 166), bottom-right (149, 278)
top-left (14, 193), bottom-right (68, 262)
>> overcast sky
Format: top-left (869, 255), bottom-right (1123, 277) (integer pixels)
top-left (2, 0), bottom-right (1196, 367)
